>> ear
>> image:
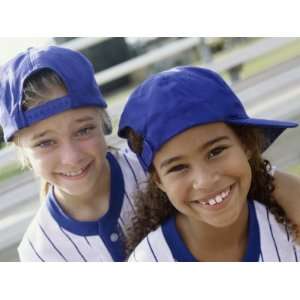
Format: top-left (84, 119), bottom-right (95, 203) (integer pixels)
top-left (152, 171), bottom-right (167, 193)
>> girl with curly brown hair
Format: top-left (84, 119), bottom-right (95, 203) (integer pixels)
top-left (118, 66), bottom-right (300, 261)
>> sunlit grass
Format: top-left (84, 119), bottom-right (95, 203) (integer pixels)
top-left (288, 164), bottom-right (300, 176)
top-left (241, 40), bottom-right (300, 79)
top-left (0, 163), bottom-right (24, 182)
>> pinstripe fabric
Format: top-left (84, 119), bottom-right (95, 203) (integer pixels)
top-left (28, 239), bottom-right (45, 262)
top-left (128, 227), bottom-right (174, 262)
top-left (18, 149), bottom-right (147, 262)
top-left (128, 200), bottom-right (300, 262)
top-left (256, 202), bottom-right (300, 261)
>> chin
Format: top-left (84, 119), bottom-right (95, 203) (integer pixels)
top-left (216, 205), bottom-right (247, 229)
top-left (208, 219), bottom-right (236, 228)
top-left (60, 185), bottom-right (90, 197)
top-left (206, 211), bottom-right (241, 228)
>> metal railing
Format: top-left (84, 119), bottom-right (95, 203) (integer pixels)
top-left (1, 37), bottom-right (298, 169)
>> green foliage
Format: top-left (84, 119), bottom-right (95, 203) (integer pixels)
top-left (288, 164), bottom-right (300, 176)
top-left (241, 40), bottom-right (300, 80)
top-left (0, 163), bottom-right (25, 182)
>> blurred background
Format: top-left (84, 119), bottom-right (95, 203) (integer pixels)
top-left (0, 37), bottom-right (300, 261)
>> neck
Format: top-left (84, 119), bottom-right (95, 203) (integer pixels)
top-left (176, 202), bottom-right (249, 262)
top-left (54, 159), bottom-right (111, 222)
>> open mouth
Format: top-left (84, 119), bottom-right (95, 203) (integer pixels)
top-left (57, 162), bottom-right (92, 179)
top-left (191, 184), bottom-right (234, 208)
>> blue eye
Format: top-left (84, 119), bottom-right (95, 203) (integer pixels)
top-left (35, 140), bottom-right (55, 148)
top-left (208, 146), bottom-right (227, 159)
top-left (77, 126), bottom-right (95, 136)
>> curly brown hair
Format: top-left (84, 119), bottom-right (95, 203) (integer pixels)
top-left (124, 125), bottom-right (298, 257)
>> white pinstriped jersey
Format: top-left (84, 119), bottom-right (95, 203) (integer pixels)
top-left (128, 200), bottom-right (300, 262)
top-left (18, 149), bottom-right (147, 262)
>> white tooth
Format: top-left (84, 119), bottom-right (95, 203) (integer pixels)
top-left (208, 199), bottom-right (216, 206)
top-left (216, 195), bottom-right (223, 203)
top-left (222, 189), bottom-right (230, 198)
top-left (63, 169), bottom-right (83, 176)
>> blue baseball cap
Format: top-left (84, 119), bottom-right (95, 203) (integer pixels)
top-left (118, 66), bottom-right (298, 171)
top-left (0, 45), bottom-right (107, 142)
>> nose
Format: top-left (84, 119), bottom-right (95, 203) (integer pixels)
top-left (192, 165), bottom-right (220, 191)
top-left (59, 140), bottom-right (85, 166)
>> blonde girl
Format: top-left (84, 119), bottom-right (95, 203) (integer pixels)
top-left (0, 46), bottom-right (146, 261)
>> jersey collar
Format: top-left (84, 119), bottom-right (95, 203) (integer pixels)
top-left (46, 152), bottom-right (125, 236)
top-left (162, 199), bottom-right (260, 262)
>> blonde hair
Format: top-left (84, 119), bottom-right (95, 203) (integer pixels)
top-left (15, 68), bottom-right (112, 201)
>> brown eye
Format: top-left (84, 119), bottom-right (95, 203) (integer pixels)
top-left (167, 164), bottom-right (188, 174)
top-left (208, 146), bottom-right (227, 159)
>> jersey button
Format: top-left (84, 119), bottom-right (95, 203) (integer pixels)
top-left (110, 233), bottom-right (119, 242)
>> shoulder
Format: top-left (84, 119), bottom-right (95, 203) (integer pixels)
top-left (18, 202), bottom-right (67, 262)
top-left (109, 147), bottom-right (148, 187)
top-left (253, 200), bottom-right (283, 232)
top-left (253, 200), bottom-right (300, 261)
top-left (253, 200), bottom-right (285, 229)
top-left (18, 203), bottom-right (50, 261)
top-left (128, 226), bottom-right (175, 262)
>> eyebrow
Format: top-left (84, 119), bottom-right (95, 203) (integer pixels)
top-left (159, 136), bottom-right (230, 169)
top-left (31, 115), bottom-right (96, 141)
top-left (31, 130), bottom-right (52, 141)
top-left (74, 116), bottom-right (96, 123)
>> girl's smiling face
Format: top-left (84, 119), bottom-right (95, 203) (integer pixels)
top-left (17, 106), bottom-right (108, 201)
top-left (153, 122), bottom-right (252, 228)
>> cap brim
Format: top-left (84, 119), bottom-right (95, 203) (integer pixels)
top-left (227, 117), bottom-right (297, 129)
top-left (227, 117), bottom-right (298, 151)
